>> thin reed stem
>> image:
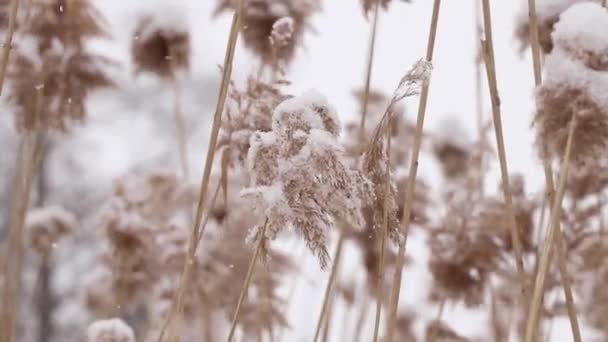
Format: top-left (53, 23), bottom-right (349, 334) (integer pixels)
top-left (1, 81), bottom-right (44, 342)
top-left (524, 115), bottom-right (577, 342)
top-left (312, 3), bottom-right (382, 340)
top-left (321, 293), bottom-right (334, 342)
top-left (526, 1), bottom-right (581, 339)
top-left (372, 111), bottom-right (392, 342)
top-left (226, 219), bottom-right (268, 342)
top-left (474, 0), bottom-right (485, 195)
top-left (312, 233), bottom-right (345, 342)
top-left (479, 0), bottom-right (527, 300)
top-left (385, 1), bottom-right (441, 340)
top-left (0, 0), bottom-right (20, 95)
top-left (358, 0), bottom-right (381, 140)
top-left (0, 131), bottom-right (41, 342)
top-left (158, 1), bottom-right (243, 340)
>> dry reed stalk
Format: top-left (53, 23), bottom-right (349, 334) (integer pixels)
top-left (0, 0), bottom-right (19, 95)
top-left (479, 0), bottom-right (527, 300)
top-left (474, 0), bottom-right (485, 195)
top-left (372, 108), bottom-right (392, 342)
top-left (158, 1), bottom-right (244, 340)
top-left (312, 233), bottom-right (345, 342)
top-left (321, 293), bottom-right (334, 342)
top-left (385, 1), bottom-right (441, 340)
top-left (1, 82), bottom-right (44, 342)
top-left (312, 2), bottom-right (381, 340)
top-left (524, 115), bottom-right (577, 342)
top-left (196, 181), bottom-right (222, 243)
top-left (226, 219), bottom-right (268, 342)
top-left (0, 131), bottom-right (41, 342)
top-left (526, 1), bottom-right (581, 340)
top-left (358, 0), bottom-right (381, 138)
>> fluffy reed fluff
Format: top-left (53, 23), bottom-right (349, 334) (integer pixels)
top-left (243, 90), bottom-right (373, 268)
top-left (131, 8), bottom-right (190, 79)
top-left (7, 0), bottom-right (113, 130)
top-left (218, 77), bottom-right (288, 164)
top-left (533, 2), bottom-right (608, 165)
top-left (215, 0), bottom-right (320, 65)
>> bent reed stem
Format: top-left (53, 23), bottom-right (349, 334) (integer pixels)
top-left (385, 1), bottom-right (441, 341)
top-left (525, 0), bottom-right (582, 340)
top-left (158, 1), bottom-right (244, 340)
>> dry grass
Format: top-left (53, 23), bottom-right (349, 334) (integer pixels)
top-left (3, 1), bottom-right (608, 342)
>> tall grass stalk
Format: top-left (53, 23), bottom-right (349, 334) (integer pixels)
top-left (385, 1), bottom-right (441, 340)
top-left (525, 1), bottom-right (581, 339)
top-left (313, 2), bottom-right (381, 339)
top-left (158, 1), bottom-right (244, 340)
top-left (474, 0), bottom-right (486, 195)
top-left (312, 233), bottom-right (345, 342)
top-left (0, 0), bottom-right (20, 95)
top-left (0, 131), bottom-right (42, 342)
top-left (524, 115), bottom-right (577, 342)
top-left (479, 0), bottom-right (527, 301)
top-left (226, 219), bottom-right (268, 342)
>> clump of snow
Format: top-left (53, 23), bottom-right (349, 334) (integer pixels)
top-left (86, 318), bottom-right (135, 342)
top-left (515, 0), bottom-right (594, 27)
top-left (543, 43), bottom-right (608, 110)
top-left (243, 90), bottom-right (372, 268)
top-left (270, 16), bottom-right (295, 47)
top-left (553, 2), bottom-right (608, 55)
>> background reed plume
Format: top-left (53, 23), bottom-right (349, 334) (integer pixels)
top-left (2, 0), bottom-right (608, 341)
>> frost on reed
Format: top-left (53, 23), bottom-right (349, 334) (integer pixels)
top-left (215, 0), bottom-right (320, 66)
top-left (514, 0), bottom-right (602, 53)
top-left (86, 318), bottom-right (135, 342)
top-left (132, 6), bottom-right (190, 79)
top-left (218, 77), bottom-right (288, 164)
top-left (6, 0), bottom-right (113, 130)
top-left (533, 2), bottom-right (608, 165)
top-left (242, 90), bottom-right (373, 269)
top-left (344, 88), bottom-right (429, 290)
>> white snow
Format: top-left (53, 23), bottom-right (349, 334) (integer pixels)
top-left (553, 2), bottom-right (608, 55)
top-left (86, 318), bottom-right (135, 342)
top-left (543, 47), bottom-right (608, 110)
top-left (514, 0), bottom-right (599, 30)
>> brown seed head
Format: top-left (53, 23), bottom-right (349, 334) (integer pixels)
top-left (215, 0), bottom-right (320, 65)
top-left (132, 15), bottom-right (190, 79)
